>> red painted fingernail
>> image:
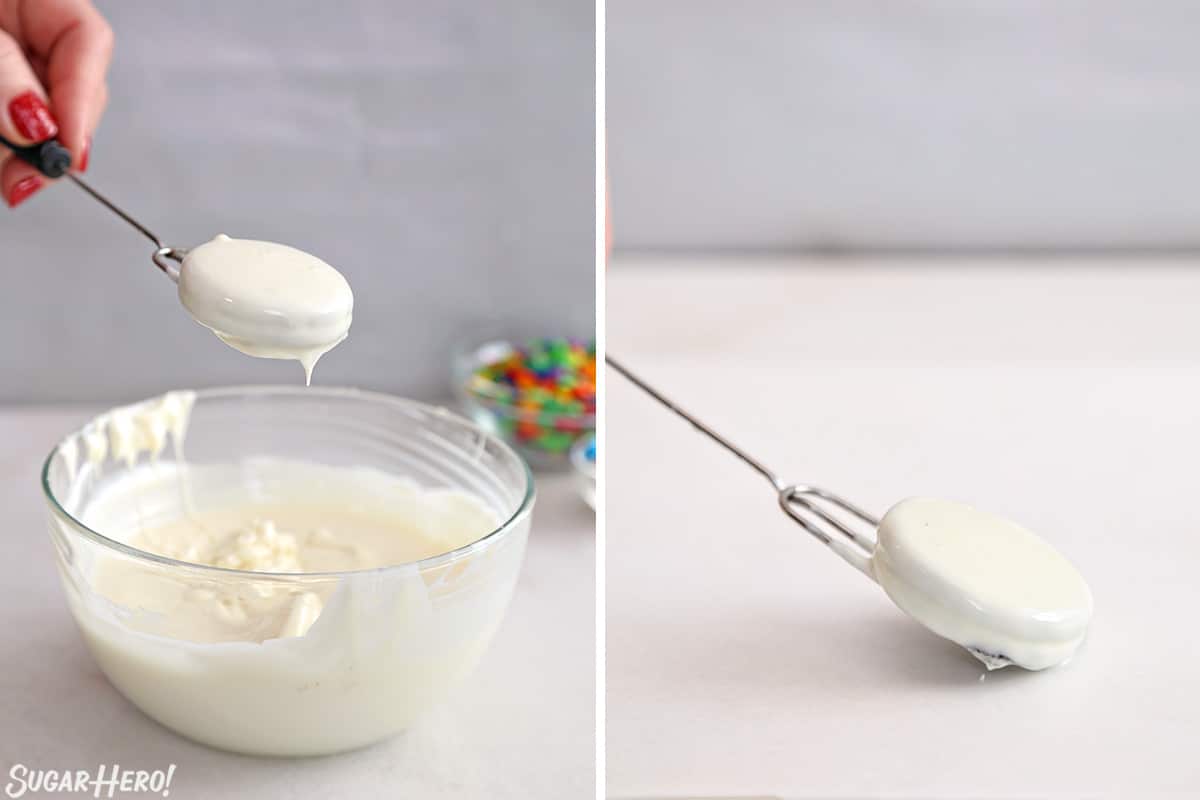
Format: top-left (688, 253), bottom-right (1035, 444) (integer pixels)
top-left (6, 175), bottom-right (43, 208)
top-left (78, 137), bottom-right (91, 172)
top-left (8, 91), bottom-right (58, 141)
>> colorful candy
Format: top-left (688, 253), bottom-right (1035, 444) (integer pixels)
top-left (467, 337), bottom-right (596, 456)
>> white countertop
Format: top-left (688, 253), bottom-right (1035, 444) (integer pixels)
top-left (0, 408), bottom-right (594, 799)
top-left (607, 257), bottom-right (1200, 799)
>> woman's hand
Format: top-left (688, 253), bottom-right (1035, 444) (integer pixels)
top-left (0, 0), bottom-right (112, 207)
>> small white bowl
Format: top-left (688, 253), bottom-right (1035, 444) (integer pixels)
top-left (570, 433), bottom-right (596, 510)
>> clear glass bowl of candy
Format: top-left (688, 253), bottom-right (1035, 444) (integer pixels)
top-left (570, 433), bottom-right (596, 510)
top-left (454, 334), bottom-right (596, 470)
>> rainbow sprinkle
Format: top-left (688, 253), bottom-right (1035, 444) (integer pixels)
top-left (467, 337), bottom-right (596, 455)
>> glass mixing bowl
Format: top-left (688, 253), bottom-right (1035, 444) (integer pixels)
top-left (42, 386), bottom-right (534, 756)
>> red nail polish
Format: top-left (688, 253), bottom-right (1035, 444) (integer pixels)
top-left (6, 175), bottom-right (43, 208)
top-left (8, 91), bottom-right (58, 141)
top-left (78, 137), bottom-right (91, 172)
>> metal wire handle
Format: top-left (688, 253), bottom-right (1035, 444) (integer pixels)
top-left (66, 173), bottom-right (188, 282)
top-left (0, 137), bottom-right (185, 278)
top-left (607, 356), bottom-right (880, 577)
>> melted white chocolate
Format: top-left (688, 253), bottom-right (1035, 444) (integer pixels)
top-left (178, 235), bottom-right (354, 383)
top-left (52, 392), bottom-right (525, 756)
top-left (871, 497), bottom-right (1093, 670)
top-left (87, 468), bottom-right (500, 643)
top-left (57, 391), bottom-right (500, 644)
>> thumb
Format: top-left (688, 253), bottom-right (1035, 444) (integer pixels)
top-left (0, 28), bottom-right (58, 146)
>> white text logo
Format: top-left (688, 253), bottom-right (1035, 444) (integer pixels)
top-left (5, 764), bottom-right (177, 798)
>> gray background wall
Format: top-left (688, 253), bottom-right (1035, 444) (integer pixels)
top-left (609, 0), bottom-right (1200, 253)
top-left (1, 0), bottom-right (594, 403)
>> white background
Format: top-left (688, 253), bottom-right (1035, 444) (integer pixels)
top-left (607, 259), bottom-right (1200, 798)
top-left (609, 0), bottom-right (1200, 252)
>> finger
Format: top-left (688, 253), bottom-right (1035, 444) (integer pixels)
top-left (27, 52), bottom-right (48, 85)
top-left (1, 155), bottom-right (45, 208)
top-left (0, 28), bottom-right (57, 146)
top-left (42, 7), bottom-right (114, 161)
top-left (75, 81), bottom-right (107, 172)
